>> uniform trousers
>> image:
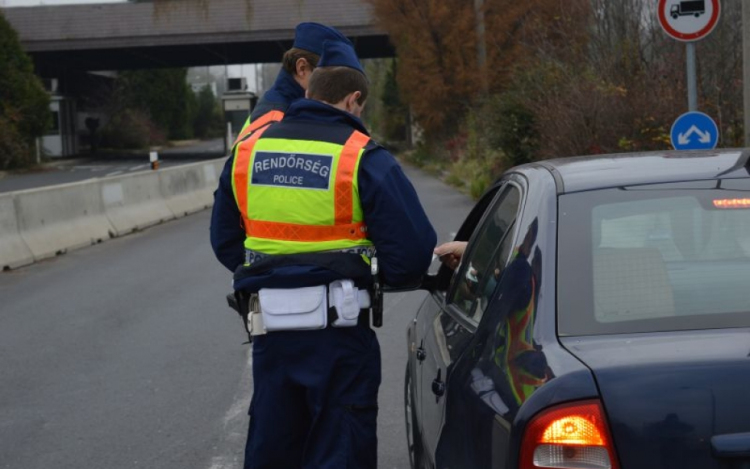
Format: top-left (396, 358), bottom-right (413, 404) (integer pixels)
top-left (244, 323), bottom-right (381, 469)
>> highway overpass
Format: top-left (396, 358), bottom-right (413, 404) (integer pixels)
top-left (2, 0), bottom-right (393, 76)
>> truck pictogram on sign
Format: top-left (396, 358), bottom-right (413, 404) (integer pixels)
top-left (671, 1), bottom-right (705, 19)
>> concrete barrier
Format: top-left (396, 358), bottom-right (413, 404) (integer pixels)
top-left (0, 193), bottom-right (34, 270)
top-left (14, 179), bottom-right (117, 261)
top-left (102, 171), bottom-right (174, 236)
top-left (158, 160), bottom-right (221, 217)
top-left (0, 158), bottom-right (226, 270)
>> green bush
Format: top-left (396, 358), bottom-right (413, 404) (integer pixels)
top-left (440, 96), bottom-right (517, 199)
top-left (0, 117), bottom-right (32, 170)
top-left (401, 140), bottom-right (440, 168)
top-left (98, 109), bottom-right (151, 150)
top-left (446, 156), bottom-right (497, 200)
top-left (492, 96), bottom-right (539, 167)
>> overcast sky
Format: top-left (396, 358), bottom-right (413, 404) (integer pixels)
top-left (0, 0), bottom-right (126, 6)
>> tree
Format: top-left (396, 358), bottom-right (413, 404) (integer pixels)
top-left (381, 59), bottom-right (408, 142)
top-left (192, 85), bottom-right (223, 139)
top-left (0, 11), bottom-right (49, 169)
top-left (367, 0), bottom-right (479, 137)
top-left (367, 0), bottom-right (588, 139)
top-left (372, 0), bottom-right (743, 191)
top-left (120, 68), bottom-right (195, 140)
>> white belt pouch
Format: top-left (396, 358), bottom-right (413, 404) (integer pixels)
top-left (258, 285), bottom-right (328, 331)
top-left (329, 279), bottom-right (371, 327)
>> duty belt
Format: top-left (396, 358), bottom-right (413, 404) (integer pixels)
top-left (227, 288), bottom-right (372, 343)
top-left (244, 247), bottom-right (377, 266)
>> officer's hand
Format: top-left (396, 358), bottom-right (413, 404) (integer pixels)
top-left (434, 241), bottom-right (468, 271)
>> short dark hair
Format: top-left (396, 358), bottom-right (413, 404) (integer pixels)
top-left (282, 48), bottom-right (320, 75)
top-left (307, 67), bottom-right (368, 105)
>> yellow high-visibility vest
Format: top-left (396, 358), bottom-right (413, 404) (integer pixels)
top-left (231, 125), bottom-right (374, 255)
top-left (233, 110), bottom-right (284, 147)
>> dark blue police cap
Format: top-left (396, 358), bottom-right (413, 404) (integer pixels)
top-left (293, 22), bottom-right (352, 56)
top-left (318, 39), bottom-right (365, 75)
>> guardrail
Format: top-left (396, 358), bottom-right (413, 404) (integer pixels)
top-left (0, 158), bottom-right (226, 271)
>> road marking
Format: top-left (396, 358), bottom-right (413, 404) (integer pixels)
top-left (223, 349), bottom-right (253, 426)
top-left (105, 171), bottom-right (124, 178)
top-left (72, 165), bottom-right (108, 171)
top-left (129, 164), bottom-right (149, 171)
top-left (206, 347), bottom-right (253, 469)
top-left (208, 456), bottom-right (241, 469)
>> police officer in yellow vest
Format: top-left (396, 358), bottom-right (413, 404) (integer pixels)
top-left (232, 22), bottom-right (352, 146)
top-left (210, 39), bottom-right (436, 469)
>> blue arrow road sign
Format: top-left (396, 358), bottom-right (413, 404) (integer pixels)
top-left (670, 111), bottom-right (719, 150)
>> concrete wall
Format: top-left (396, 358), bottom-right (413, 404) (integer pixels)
top-left (0, 193), bottom-right (34, 270)
top-left (15, 179), bottom-right (115, 261)
top-left (0, 158), bottom-right (226, 270)
top-left (102, 171), bottom-right (174, 236)
top-left (159, 161), bottom-right (218, 217)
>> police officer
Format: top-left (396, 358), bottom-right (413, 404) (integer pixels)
top-left (210, 39), bottom-right (436, 469)
top-left (233, 22), bottom-right (352, 145)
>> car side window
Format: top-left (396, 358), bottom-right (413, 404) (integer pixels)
top-left (447, 185), bottom-right (521, 323)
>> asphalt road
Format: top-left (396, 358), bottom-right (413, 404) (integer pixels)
top-left (0, 139), bottom-right (226, 193)
top-left (0, 163), bottom-right (474, 469)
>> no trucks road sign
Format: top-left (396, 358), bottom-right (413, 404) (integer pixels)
top-left (658, 0), bottom-right (721, 41)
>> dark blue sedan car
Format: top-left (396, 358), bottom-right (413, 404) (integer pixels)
top-left (405, 149), bottom-right (750, 469)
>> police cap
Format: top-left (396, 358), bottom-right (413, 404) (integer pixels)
top-left (318, 39), bottom-right (365, 75)
top-left (293, 23), bottom-right (352, 56)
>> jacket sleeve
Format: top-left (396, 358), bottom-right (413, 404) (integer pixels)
top-left (210, 156), bottom-right (246, 272)
top-left (358, 147), bottom-right (437, 286)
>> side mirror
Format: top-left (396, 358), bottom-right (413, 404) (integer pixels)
top-left (383, 274), bottom-right (437, 293)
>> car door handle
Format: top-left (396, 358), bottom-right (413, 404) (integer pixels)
top-left (432, 369), bottom-right (445, 397)
top-left (431, 379), bottom-right (445, 397)
top-left (712, 432), bottom-right (750, 459)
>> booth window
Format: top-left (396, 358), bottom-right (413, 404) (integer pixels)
top-left (46, 110), bottom-right (60, 135)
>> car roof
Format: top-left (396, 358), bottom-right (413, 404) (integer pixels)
top-left (519, 148), bottom-right (750, 194)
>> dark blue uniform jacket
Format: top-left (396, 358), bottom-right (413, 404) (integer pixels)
top-left (210, 99), bottom-right (437, 291)
top-left (249, 69), bottom-right (304, 121)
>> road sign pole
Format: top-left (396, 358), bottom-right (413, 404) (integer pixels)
top-left (686, 42), bottom-right (698, 112)
top-left (743, 0), bottom-right (750, 146)
top-left (474, 0), bottom-right (488, 95)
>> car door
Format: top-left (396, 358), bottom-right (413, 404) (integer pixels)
top-left (418, 181), bottom-right (524, 468)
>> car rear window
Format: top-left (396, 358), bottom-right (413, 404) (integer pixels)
top-left (557, 178), bottom-right (750, 335)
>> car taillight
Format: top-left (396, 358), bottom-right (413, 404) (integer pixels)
top-left (520, 400), bottom-right (619, 469)
top-left (713, 198), bottom-right (750, 209)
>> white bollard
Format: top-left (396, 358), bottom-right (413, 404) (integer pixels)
top-left (226, 122), bottom-right (234, 153)
top-left (149, 150), bottom-right (159, 170)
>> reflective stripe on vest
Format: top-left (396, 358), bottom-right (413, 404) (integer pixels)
top-left (245, 219), bottom-right (366, 241)
top-left (231, 128), bottom-right (373, 254)
top-left (233, 110), bottom-right (285, 147)
top-left (231, 124), bottom-right (273, 222)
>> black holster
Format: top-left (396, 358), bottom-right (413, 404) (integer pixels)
top-left (227, 290), bottom-right (252, 343)
top-left (370, 274), bottom-right (384, 328)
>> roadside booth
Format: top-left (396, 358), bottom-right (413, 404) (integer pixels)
top-left (42, 95), bottom-right (78, 158)
top-left (221, 77), bottom-right (257, 154)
